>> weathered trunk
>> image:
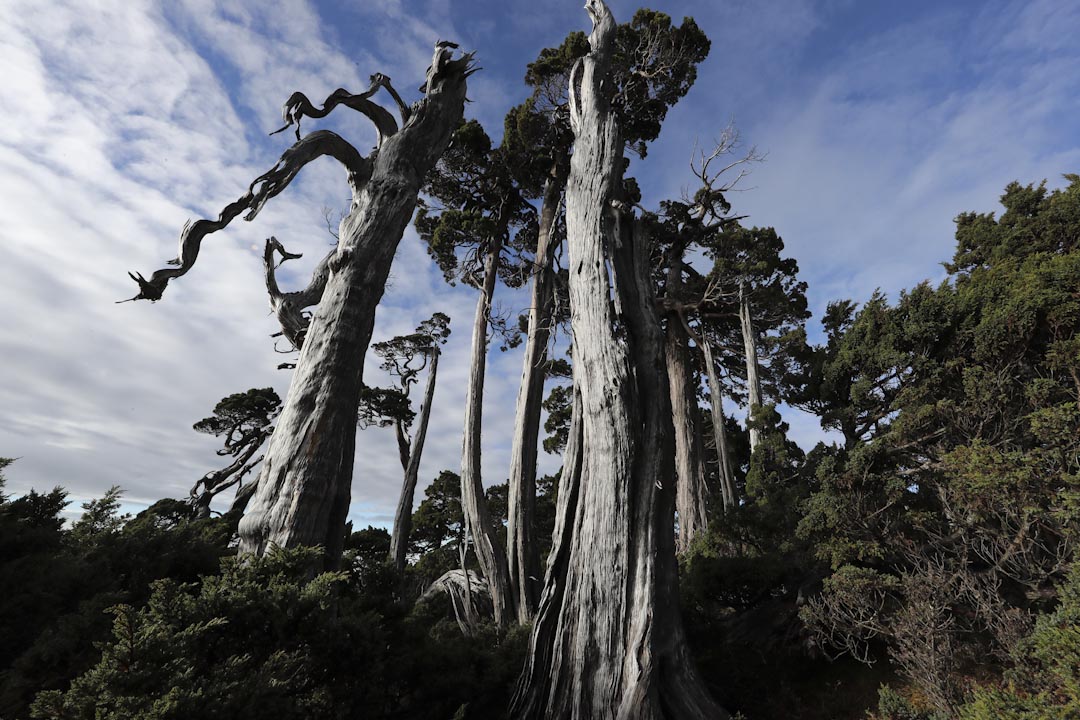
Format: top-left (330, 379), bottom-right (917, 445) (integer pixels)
top-left (667, 321), bottom-right (708, 552)
top-left (702, 339), bottom-right (736, 511)
top-left (389, 349), bottom-right (439, 573)
top-left (507, 171), bottom-right (563, 623)
top-left (739, 281), bottom-right (763, 454)
top-left (512, 3), bottom-right (726, 716)
top-left (460, 228), bottom-right (514, 626)
top-left (237, 51), bottom-right (471, 570)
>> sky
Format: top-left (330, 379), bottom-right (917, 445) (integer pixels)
top-left (1, 0), bottom-right (1077, 527)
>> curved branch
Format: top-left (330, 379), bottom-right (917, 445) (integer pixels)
top-left (263, 236), bottom-right (333, 350)
top-left (272, 74), bottom-right (399, 144)
top-left (371, 73), bottom-right (412, 124)
top-left (123, 131), bottom-right (367, 302)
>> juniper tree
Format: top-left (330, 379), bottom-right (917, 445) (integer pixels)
top-left (122, 44), bottom-right (474, 569)
top-left (512, 3), bottom-right (724, 716)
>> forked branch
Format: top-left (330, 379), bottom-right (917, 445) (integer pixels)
top-left (263, 236), bottom-right (334, 350)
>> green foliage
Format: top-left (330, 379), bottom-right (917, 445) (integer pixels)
top-left (192, 388), bottom-right (280, 449)
top-left (0, 476), bottom-right (234, 719)
top-left (541, 383), bottom-right (573, 454)
top-left (32, 547), bottom-right (371, 719)
top-left (526, 8), bottom-right (701, 159)
top-left (32, 547), bottom-right (528, 720)
top-left (415, 119), bottom-right (534, 287)
top-left (958, 564), bottom-right (1080, 719)
top-left (356, 385), bottom-right (415, 429)
top-left (70, 486), bottom-right (127, 544)
top-left (797, 175), bottom-right (1080, 714)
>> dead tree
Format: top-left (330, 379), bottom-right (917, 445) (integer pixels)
top-left (512, 3), bottom-right (726, 716)
top-left (124, 44), bottom-right (474, 569)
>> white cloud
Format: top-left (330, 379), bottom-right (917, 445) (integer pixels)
top-left (2, 0), bottom-right (1078, 531)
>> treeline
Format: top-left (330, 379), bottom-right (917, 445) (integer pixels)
top-left (4, 1), bottom-right (1079, 717)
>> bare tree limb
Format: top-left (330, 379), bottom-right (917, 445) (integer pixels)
top-left (123, 130), bottom-right (368, 302)
top-left (263, 236), bottom-right (334, 350)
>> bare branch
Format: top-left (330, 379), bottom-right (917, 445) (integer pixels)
top-left (123, 130), bottom-right (367, 302)
top-left (263, 236), bottom-right (334, 350)
top-left (271, 74), bottom-right (399, 144)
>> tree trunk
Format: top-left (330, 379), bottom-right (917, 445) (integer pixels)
top-left (389, 349), bottom-right (440, 573)
top-left (512, 3), bottom-right (726, 716)
top-left (237, 51), bottom-right (471, 570)
top-left (739, 281), bottom-right (763, 454)
top-left (460, 226), bottom-right (514, 626)
top-left (394, 422), bottom-right (411, 473)
top-left (507, 170), bottom-right (563, 623)
top-left (667, 320), bottom-right (708, 552)
top-left (702, 339), bottom-right (736, 511)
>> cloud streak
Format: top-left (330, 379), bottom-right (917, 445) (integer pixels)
top-left (1, 0), bottom-right (1077, 529)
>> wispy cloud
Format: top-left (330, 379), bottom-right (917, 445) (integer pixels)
top-left (2, 0), bottom-right (1077, 527)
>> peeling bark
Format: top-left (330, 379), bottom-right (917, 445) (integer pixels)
top-left (512, 3), bottom-right (726, 716)
top-left (665, 243), bottom-right (708, 552)
top-left (739, 282), bottom-right (763, 453)
top-left (389, 348), bottom-right (440, 573)
top-left (507, 170), bottom-right (563, 623)
top-left (460, 220), bottom-right (514, 626)
top-left (702, 339), bottom-right (736, 511)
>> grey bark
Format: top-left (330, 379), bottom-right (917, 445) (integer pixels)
top-left (507, 170), bottom-right (563, 623)
top-left (512, 3), bottom-right (726, 716)
top-left (230, 478), bottom-right (260, 515)
top-left (702, 339), bottom-right (736, 511)
top-left (460, 219), bottom-right (514, 625)
top-left (234, 48), bottom-right (471, 569)
top-left (126, 58), bottom-right (470, 569)
top-left (389, 347), bottom-right (440, 573)
top-left (739, 281), bottom-right (763, 453)
top-left (667, 320), bottom-right (708, 552)
top-left (665, 244), bottom-right (708, 552)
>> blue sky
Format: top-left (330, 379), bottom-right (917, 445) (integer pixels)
top-left (1, 0), bottom-right (1077, 527)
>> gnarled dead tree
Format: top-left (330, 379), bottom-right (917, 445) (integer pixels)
top-left (124, 43), bottom-right (474, 569)
top-left (512, 3), bottom-right (726, 716)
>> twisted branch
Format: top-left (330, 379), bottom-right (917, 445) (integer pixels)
top-left (271, 73), bottom-right (404, 143)
top-left (122, 130), bottom-right (368, 302)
